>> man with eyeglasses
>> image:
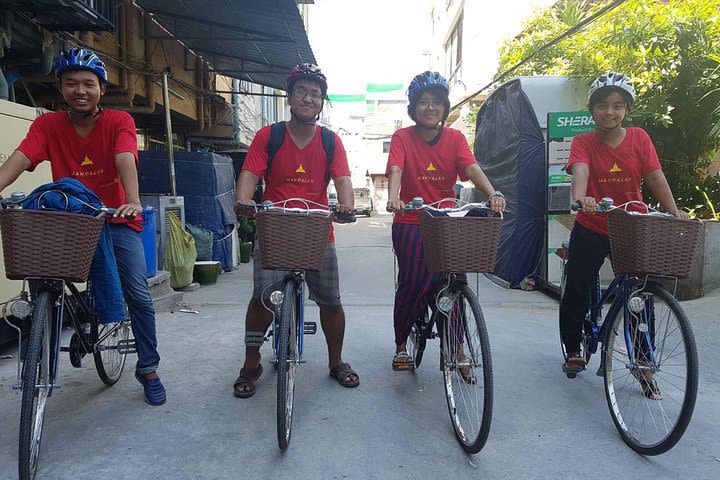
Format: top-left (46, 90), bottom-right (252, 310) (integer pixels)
top-left (231, 64), bottom-right (359, 398)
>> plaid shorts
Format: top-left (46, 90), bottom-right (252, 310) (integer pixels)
top-left (252, 242), bottom-right (341, 307)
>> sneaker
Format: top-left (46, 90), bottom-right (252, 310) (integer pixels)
top-left (135, 371), bottom-right (167, 406)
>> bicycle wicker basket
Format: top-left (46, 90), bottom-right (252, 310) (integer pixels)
top-left (0, 209), bottom-right (105, 283)
top-left (607, 208), bottom-right (703, 278)
top-left (418, 211), bottom-right (502, 273)
top-left (255, 212), bottom-right (332, 271)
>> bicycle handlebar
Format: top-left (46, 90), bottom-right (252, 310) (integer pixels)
top-left (571, 198), bottom-right (674, 217)
top-left (399, 197), bottom-right (501, 217)
top-left (0, 193), bottom-right (134, 220)
top-left (238, 199), bottom-right (356, 223)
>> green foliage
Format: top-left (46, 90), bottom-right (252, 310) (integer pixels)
top-left (498, 0), bottom-right (720, 217)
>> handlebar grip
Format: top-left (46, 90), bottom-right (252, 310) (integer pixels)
top-left (571, 201), bottom-right (582, 212)
top-left (334, 213), bottom-right (356, 223)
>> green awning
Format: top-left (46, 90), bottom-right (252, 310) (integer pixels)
top-left (366, 83), bottom-right (403, 92)
top-left (327, 94), bottom-right (366, 102)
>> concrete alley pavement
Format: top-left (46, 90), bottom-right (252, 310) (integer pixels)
top-left (0, 215), bottom-right (718, 480)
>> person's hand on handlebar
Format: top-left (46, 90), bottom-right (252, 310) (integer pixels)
top-left (386, 198), bottom-right (405, 213)
top-left (114, 201), bottom-right (141, 220)
top-left (234, 198), bottom-right (257, 218)
top-left (576, 196), bottom-right (598, 214)
top-left (489, 193), bottom-right (506, 213)
top-left (334, 203), bottom-right (353, 216)
top-left (671, 209), bottom-right (690, 220)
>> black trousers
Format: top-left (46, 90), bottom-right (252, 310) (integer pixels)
top-left (559, 222), bottom-right (610, 353)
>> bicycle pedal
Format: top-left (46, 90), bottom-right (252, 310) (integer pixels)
top-left (303, 322), bottom-right (317, 335)
top-left (69, 333), bottom-right (86, 368)
top-left (117, 339), bottom-right (138, 355)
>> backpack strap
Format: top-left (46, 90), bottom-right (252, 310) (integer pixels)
top-left (266, 122), bottom-right (286, 175)
top-left (320, 126), bottom-right (335, 183)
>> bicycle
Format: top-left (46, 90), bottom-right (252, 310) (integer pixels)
top-left (559, 198), bottom-right (700, 455)
top-left (0, 194), bottom-right (133, 480)
top-left (395, 197), bottom-right (499, 454)
top-left (241, 198), bottom-right (355, 451)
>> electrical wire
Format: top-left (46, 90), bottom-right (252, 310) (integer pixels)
top-left (452, 0), bottom-right (629, 112)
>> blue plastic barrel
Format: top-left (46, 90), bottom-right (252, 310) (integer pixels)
top-left (141, 208), bottom-right (158, 277)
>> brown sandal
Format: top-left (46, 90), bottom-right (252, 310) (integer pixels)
top-left (562, 352), bottom-right (587, 379)
top-left (329, 362), bottom-right (359, 388)
top-left (233, 364), bottom-right (263, 398)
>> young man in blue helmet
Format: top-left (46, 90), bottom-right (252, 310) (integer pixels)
top-left (0, 47), bottom-right (166, 405)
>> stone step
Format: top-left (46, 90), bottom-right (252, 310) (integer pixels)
top-left (147, 270), bottom-right (183, 312)
top-left (153, 290), bottom-right (183, 313)
top-left (148, 270), bottom-right (173, 298)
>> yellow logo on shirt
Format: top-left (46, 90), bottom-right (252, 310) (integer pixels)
top-left (81, 155), bottom-right (94, 166)
top-left (427, 162), bottom-right (437, 172)
top-left (610, 163), bottom-right (622, 173)
top-left (295, 164), bottom-right (306, 174)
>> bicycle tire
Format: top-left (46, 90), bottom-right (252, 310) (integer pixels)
top-left (602, 283), bottom-right (698, 455)
top-left (93, 320), bottom-right (130, 386)
top-left (81, 290), bottom-right (129, 386)
top-left (408, 322), bottom-right (426, 369)
top-left (18, 289), bottom-right (53, 480)
top-left (441, 283), bottom-right (493, 454)
top-left (276, 279), bottom-right (299, 451)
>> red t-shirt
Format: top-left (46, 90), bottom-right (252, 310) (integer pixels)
top-left (385, 126), bottom-right (476, 224)
top-left (566, 127), bottom-right (662, 235)
top-left (17, 109), bottom-right (142, 231)
top-left (243, 124), bottom-right (351, 242)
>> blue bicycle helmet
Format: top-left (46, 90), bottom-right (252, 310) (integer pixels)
top-left (55, 48), bottom-right (108, 83)
top-left (408, 71), bottom-right (449, 102)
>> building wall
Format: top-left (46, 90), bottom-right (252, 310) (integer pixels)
top-left (429, 0), bottom-right (557, 105)
top-left (0, 100), bottom-right (52, 303)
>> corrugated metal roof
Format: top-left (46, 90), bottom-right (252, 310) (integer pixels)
top-left (135, 0), bottom-right (316, 91)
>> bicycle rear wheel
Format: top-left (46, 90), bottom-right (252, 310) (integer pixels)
top-left (93, 320), bottom-right (130, 386)
top-left (407, 314), bottom-right (428, 369)
top-left (602, 283), bottom-right (698, 455)
top-left (19, 289), bottom-right (53, 480)
top-left (276, 280), bottom-right (299, 451)
top-left (441, 283), bottom-right (493, 454)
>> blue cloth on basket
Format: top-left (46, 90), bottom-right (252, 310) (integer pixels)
top-left (22, 178), bottom-right (125, 323)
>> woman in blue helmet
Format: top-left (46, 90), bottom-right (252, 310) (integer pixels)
top-left (0, 47), bottom-right (167, 405)
top-left (385, 71), bottom-right (505, 370)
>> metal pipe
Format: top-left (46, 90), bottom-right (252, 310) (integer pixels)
top-left (162, 67), bottom-right (177, 196)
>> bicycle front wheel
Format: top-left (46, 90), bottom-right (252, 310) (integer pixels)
top-left (602, 283), bottom-right (698, 455)
top-left (19, 290), bottom-right (53, 480)
top-left (441, 283), bottom-right (493, 454)
top-left (276, 279), bottom-right (299, 451)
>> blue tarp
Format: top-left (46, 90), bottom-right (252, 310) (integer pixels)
top-left (474, 79), bottom-right (545, 288)
top-left (138, 151), bottom-right (235, 196)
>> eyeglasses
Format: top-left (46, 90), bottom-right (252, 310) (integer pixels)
top-left (417, 99), bottom-right (443, 109)
top-left (292, 87), bottom-right (323, 102)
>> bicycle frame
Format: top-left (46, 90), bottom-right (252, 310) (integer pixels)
top-left (591, 274), bottom-right (659, 371)
top-left (270, 271), bottom-right (306, 363)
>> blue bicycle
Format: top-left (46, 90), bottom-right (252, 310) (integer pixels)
top-left (245, 199), bottom-right (354, 451)
top-left (559, 199), bottom-right (699, 455)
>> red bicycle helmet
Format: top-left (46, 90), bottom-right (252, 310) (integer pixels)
top-left (287, 63), bottom-right (328, 96)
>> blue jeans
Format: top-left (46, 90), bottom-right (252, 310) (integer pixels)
top-left (110, 224), bottom-right (160, 374)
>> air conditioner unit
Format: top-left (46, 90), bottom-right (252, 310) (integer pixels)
top-left (140, 195), bottom-right (185, 271)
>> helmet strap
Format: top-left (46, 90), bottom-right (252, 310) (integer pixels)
top-left (67, 105), bottom-right (103, 120)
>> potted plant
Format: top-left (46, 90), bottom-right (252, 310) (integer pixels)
top-left (237, 217), bottom-right (256, 263)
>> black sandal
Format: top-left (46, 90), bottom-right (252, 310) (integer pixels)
top-left (329, 362), bottom-right (359, 388)
top-left (233, 364), bottom-right (263, 398)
